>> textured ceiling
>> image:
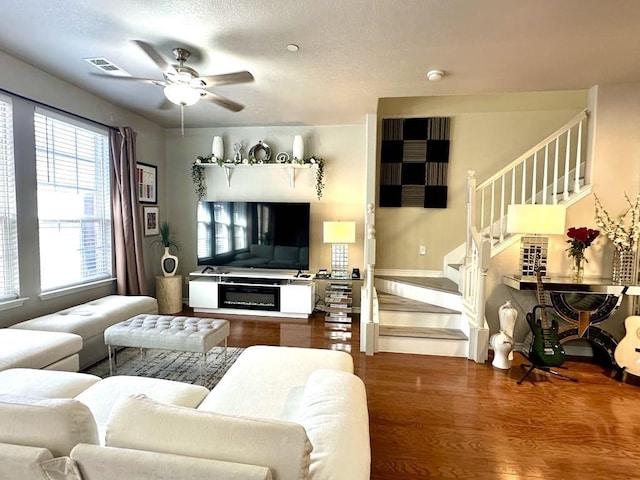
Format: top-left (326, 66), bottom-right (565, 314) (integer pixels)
top-left (1, 0), bottom-right (640, 128)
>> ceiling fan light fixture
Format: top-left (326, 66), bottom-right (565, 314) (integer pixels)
top-left (164, 84), bottom-right (201, 106)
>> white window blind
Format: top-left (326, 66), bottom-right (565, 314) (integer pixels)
top-left (0, 95), bottom-right (19, 302)
top-left (34, 109), bottom-right (112, 292)
top-left (197, 202), bottom-right (212, 259)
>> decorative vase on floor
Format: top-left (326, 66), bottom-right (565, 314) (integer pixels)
top-left (293, 135), bottom-right (304, 160)
top-left (612, 249), bottom-right (638, 285)
top-left (572, 255), bottom-right (585, 283)
top-left (212, 136), bottom-right (224, 160)
top-left (498, 300), bottom-right (517, 360)
top-left (490, 331), bottom-right (515, 370)
top-left (161, 247), bottom-right (179, 277)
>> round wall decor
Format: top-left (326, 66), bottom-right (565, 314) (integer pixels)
top-left (248, 140), bottom-right (272, 162)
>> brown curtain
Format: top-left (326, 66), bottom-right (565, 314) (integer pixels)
top-left (111, 127), bottom-right (148, 295)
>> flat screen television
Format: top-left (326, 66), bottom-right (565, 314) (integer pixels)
top-left (197, 201), bottom-right (310, 271)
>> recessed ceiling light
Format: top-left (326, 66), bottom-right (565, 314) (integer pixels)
top-left (286, 44), bottom-right (300, 52)
top-left (426, 69), bottom-right (444, 81)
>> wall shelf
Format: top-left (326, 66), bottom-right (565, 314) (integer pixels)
top-left (200, 163), bottom-right (314, 188)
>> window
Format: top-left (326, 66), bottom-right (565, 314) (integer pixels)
top-left (213, 202), bottom-right (232, 255)
top-left (197, 202), bottom-right (212, 259)
top-left (34, 109), bottom-right (112, 292)
top-left (0, 95), bottom-right (19, 302)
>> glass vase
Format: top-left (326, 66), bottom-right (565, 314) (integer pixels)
top-left (612, 249), bottom-right (638, 285)
top-left (572, 255), bottom-right (585, 282)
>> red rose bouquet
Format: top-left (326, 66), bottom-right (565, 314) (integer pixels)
top-left (566, 227), bottom-right (600, 263)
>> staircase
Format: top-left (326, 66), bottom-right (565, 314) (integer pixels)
top-left (375, 276), bottom-right (468, 356)
top-left (368, 109), bottom-right (591, 360)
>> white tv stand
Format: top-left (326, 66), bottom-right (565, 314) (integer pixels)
top-left (189, 269), bottom-right (315, 319)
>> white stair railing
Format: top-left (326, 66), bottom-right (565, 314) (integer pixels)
top-left (462, 171), bottom-right (491, 363)
top-left (474, 109), bottom-right (588, 242)
top-left (462, 109), bottom-right (589, 363)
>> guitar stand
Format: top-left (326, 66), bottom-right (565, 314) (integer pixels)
top-left (517, 362), bottom-right (578, 384)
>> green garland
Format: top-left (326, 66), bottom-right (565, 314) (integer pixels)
top-left (194, 154), bottom-right (326, 200)
top-left (191, 161), bottom-right (206, 200)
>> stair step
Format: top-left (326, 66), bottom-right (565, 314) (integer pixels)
top-left (377, 292), bottom-right (459, 314)
top-left (375, 276), bottom-right (461, 295)
top-left (379, 325), bottom-right (468, 341)
top-left (447, 263), bottom-right (463, 272)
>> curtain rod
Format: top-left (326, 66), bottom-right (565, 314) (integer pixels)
top-left (0, 87), bottom-right (116, 131)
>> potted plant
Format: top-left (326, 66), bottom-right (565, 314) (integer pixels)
top-left (152, 222), bottom-right (182, 277)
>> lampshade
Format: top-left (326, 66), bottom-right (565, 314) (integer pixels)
top-left (506, 204), bottom-right (566, 235)
top-left (163, 84), bottom-right (201, 106)
top-left (323, 221), bottom-right (356, 244)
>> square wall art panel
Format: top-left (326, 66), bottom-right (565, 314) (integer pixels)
top-left (379, 117), bottom-right (450, 208)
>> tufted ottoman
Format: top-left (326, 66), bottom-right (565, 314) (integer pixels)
top-left (104, 315), bottom-right (230, 382)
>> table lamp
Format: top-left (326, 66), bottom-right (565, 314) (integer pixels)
top-left (323, 221), bottom-right (356, 279)
top-left (506, 204), bottom-right (566, 277)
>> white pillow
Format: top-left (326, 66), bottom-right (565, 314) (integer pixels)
top-left (40, 457), bottom-right (84, 480)
top-left (106, 394), bottom-right (311, 480)
top-left (0, 394), bottom-right (99, 457)
top-left (296, 370), bottom-right (371, 480)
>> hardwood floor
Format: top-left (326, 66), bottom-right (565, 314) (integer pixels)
top-left (186, 309), bottom-right (640, 480)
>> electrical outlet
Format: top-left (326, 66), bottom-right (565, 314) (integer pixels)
top-left (419, 245), bottom-right (426, 255)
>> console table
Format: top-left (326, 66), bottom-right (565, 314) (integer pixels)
top-left (503, 275), bottom-right (640, 365)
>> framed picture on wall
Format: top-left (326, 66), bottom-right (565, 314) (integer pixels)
top-left (143, 206), bottom-right (159, 236)
top-left (137, 162), bottom-right (157, 204)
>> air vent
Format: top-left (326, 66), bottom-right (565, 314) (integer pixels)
top-left (84, 57), bottom-right (130, 76)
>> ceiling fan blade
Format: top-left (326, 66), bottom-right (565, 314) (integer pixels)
top-left (196, 71), bottom-right (254, 87)
top-left (132, 40), bottom-right (177, 75)
top-left (89, 72), bottom-right (167, 86)
top-left (200, 90), bottom-right (245, 112)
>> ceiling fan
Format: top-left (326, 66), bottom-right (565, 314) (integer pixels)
top-left (92, 40), bottom-right (254, 113)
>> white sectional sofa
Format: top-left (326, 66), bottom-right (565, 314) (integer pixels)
top-left (0, 345), bottom-right (370, 480)
top-left (0, 329), bottom-right (83, 372)
top-left (4, 295), bottom-right (158, 370)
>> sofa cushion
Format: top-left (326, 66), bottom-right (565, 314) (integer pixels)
top-left (197, 345), bottom-right (353, 421)
top-left (249, 244), bottom-right (275, 260)
top-left (10, 295), bottom-right (158, 341)
top-left (0, 329), bottom-right (82, 372)
top-left (296, 369), bottom-right (371, 480)
top-left (299, 246), bottom-right (309, 265)
top-left (75, 375), bottom-right (209, 444)
top-left (273, 245), bottom-right (300, 263)
top-left (0, 368), bottom-right (101, 398)
top-left (71, 443), bottom-right (273, 480)
top-left (0, 442), bottom-right (54, 480)
top-left (106, 394), bottom-right (312, 480)
top-left (0, 394), bottom-right (99, 457)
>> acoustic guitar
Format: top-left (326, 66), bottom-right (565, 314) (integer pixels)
top-left (526, 260), bottom-right (566, 367)
top-left (614, 316), bottom-right (640, 377)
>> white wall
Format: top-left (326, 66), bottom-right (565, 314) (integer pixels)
top-left (0, 50), bottom-right (166, 326)
top-left (164, 124), bottom-right (367, 291)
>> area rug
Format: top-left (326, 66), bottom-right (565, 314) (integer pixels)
top-left (84, 347), bottom-right (244, 390)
